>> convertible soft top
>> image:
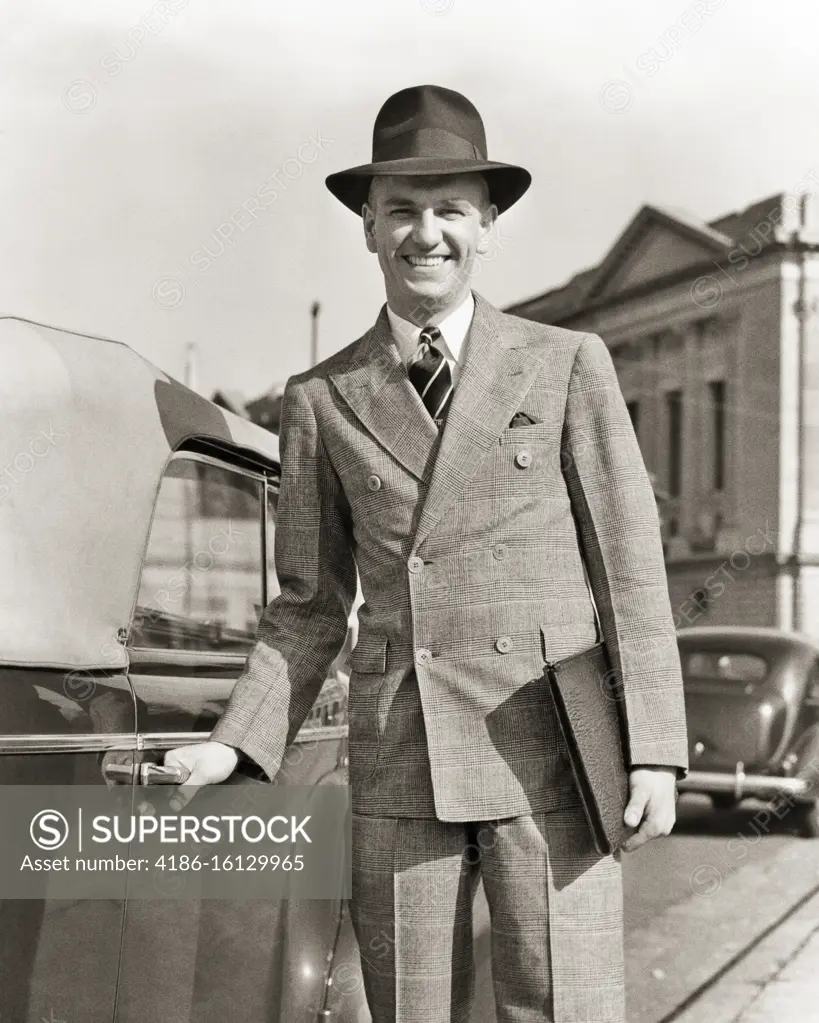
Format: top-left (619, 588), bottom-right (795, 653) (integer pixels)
top-left (0, 316), bottom-right (279, 670)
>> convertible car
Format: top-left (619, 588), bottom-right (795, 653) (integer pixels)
top-left (0, 316), bottom-right (368, 1022)
top-left (677, 625), bottom-right (819, 836)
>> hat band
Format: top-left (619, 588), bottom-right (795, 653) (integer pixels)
top-left (373, 127), bottom-right (485, 163)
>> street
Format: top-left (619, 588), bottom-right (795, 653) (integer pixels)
top-left (469, 795), bottom-right (819, 1022)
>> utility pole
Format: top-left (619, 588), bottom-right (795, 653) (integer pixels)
top-left (184, 341), bottom-right (199, 393)
top-left (310, 301), bottom-right (320, 367)
top-left (791, 194), bottom-right (809, 632)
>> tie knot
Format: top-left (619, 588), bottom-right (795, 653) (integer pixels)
top-left (418, 325), bottom-right (442, 348)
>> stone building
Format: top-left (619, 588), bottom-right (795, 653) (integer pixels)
top-left (506, 190), bottom-right (819, 636)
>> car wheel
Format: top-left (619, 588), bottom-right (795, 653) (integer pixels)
top-left (792, 800), bottom-right (819, 838)
top-left (711, 793), bottom-right (736, 812)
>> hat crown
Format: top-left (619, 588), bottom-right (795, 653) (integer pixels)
top-left (324, 83), bottom-right (531, 216)
top-left (372, 85), bottom-right (487, 163)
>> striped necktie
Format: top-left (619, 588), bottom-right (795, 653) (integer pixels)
top-left (408, 325), bottom-right (453, 429)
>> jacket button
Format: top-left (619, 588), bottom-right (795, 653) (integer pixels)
top-left (515, 451), bottom-right (532, 469)
top-left (408, 556), bottom-right (424, 574)
top-left (492, 544), bottom-right (507, 560)
top-left (495, 636), bottom-right (513, 654)
top-left (367, 474), bottom-right (382, 491)
top-left (415, 648), bottom-right (432, 665)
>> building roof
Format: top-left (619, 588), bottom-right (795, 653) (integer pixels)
top-left (246, 387), bottom-right (285, 433)
top-left (212, 388), bottom-right (249, 417)
top-left (506, 192), bottom-right (810, 324)
top-left (0, 316), bottom-right (279, 670)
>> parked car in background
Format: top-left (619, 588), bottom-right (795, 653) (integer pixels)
top-left (677, 625), bottom-right (819, 836)
top-left (0, 316), bottom-right (367, 1023)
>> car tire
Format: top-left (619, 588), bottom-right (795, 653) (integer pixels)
top-left (792, 800), bottom-right (819, 838)
top-left (710, 793), bottom-right (736, 812)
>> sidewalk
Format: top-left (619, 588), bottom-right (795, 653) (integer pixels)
top-left (624, 838), bottom-right (819, 1022)
top-left (675, 887), bottom-right (819, 1023)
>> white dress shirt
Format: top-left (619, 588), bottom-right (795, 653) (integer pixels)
top-left (386, 291), bottom-right (475, 388)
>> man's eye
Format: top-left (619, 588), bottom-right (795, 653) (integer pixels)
top-left (439, 208), bottom-right (465, 218)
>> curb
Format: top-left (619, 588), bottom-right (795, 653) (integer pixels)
top-left (672, 888), bottom-right (819, 1022)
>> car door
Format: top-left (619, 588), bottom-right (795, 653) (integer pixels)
top-left (0, 664), bottom-right (136, 1023)
top-left (114, 448), bottom-right (352, 1022)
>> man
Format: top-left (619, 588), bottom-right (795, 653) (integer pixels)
top-left (166, 84), bottom-right (688, 1022)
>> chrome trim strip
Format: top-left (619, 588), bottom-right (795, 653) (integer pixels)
top-left (138, 727), bottom-right (347, 750)
top-left (0, 726), bottom-right (348, 756)
top-left (127, 647), bottom-right (248, 668)
top-left (168, 449), bottom-right (269, 484)
top-left (0, 733), bottom-right (138, 754)
top-left (137, 732), bottom-right (212, 750)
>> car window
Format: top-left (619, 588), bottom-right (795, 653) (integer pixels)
top-left (265, 480), bottom-right (280, 604)
top-left (130, 455), bottom-right (265, 653)
top-left (682, 650), bottom-right (768, 682)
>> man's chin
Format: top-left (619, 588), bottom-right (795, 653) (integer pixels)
top-left (396, 276), bottom-right (467, 308)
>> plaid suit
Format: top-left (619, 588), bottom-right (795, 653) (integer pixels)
top-left (211, 292), bottom-right (688, 1021)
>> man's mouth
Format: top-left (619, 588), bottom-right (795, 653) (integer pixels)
top-left (403, 255), bottom-right (450, 267)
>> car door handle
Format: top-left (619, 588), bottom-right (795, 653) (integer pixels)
top-left (102, 762), bottom-right (191, 786)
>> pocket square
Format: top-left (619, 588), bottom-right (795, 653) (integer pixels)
top-left (508, 411), bottom-right (541, 427)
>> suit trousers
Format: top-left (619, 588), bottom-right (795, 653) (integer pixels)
top-left (350, 804), bottom-right (624, 1023)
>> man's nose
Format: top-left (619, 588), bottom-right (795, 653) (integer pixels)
top-left (411, 209), bottom-right (443, 248)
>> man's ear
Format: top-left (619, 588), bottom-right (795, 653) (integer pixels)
top-left (475, 203), bottom-right (498, 256)
top-left (362, 203), bottom-right (378, 253)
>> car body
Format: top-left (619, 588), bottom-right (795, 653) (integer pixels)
top-left (0, 316), bottom-right (368, 1022)
top-left (677, 625), bottom-right (819, 834)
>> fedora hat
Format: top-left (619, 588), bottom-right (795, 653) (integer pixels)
top-left (325, 84), bottom-right (531, 216)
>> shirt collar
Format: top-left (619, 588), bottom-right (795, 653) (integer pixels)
top-left (386, 291), bottom-right (475, 365)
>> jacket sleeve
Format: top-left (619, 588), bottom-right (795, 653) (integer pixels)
top-left (561, 333), bottom-right (689, 776)
top-left (209, 376), bottom-right (358, 781)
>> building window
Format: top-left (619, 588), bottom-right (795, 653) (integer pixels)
top-left (666, 389), bottom-right (683, 498)
top-left (626, 400), bottom-right (640, 437)
top-left (709, 380), bottom-right (726, 491)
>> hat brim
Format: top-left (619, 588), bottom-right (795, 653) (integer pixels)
top-left (325, 158), bottom-right (531, 216)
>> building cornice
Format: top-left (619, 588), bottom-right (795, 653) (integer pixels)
top-left (508, 238), bottom-right (819, 328)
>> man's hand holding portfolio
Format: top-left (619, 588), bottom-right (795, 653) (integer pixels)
top-left (622, 766), bottom-right (679, 853)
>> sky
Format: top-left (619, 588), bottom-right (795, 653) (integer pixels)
top-left (2, 0), bottom-right (818, 400)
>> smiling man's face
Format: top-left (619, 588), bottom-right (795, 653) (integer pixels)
top-left (362, 173), bottom-right (497, 325)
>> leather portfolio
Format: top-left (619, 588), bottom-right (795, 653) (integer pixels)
top-left (545, 640), bottom-right (634, 855)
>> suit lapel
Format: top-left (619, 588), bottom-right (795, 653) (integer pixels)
top-left (412, 293), bottom-right (549, 552)
top-left (329, 306), bottom-right (440, 482)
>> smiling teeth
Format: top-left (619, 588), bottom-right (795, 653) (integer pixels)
top-left (406, 256), bottom-right (446, 266)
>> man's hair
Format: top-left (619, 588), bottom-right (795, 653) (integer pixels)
top-left (366, 173), bottom-right (491, 213)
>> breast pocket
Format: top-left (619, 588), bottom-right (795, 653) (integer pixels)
top-left (495, 423), bottom-right (561, 479)
top-left (497, 423), bottom-right (556, 445)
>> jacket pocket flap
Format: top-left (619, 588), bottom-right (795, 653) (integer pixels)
top-left (349, 635), bottom-right (388, 673)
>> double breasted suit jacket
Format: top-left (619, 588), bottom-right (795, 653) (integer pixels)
top-left (211, 292), bottom-right (689, 821)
